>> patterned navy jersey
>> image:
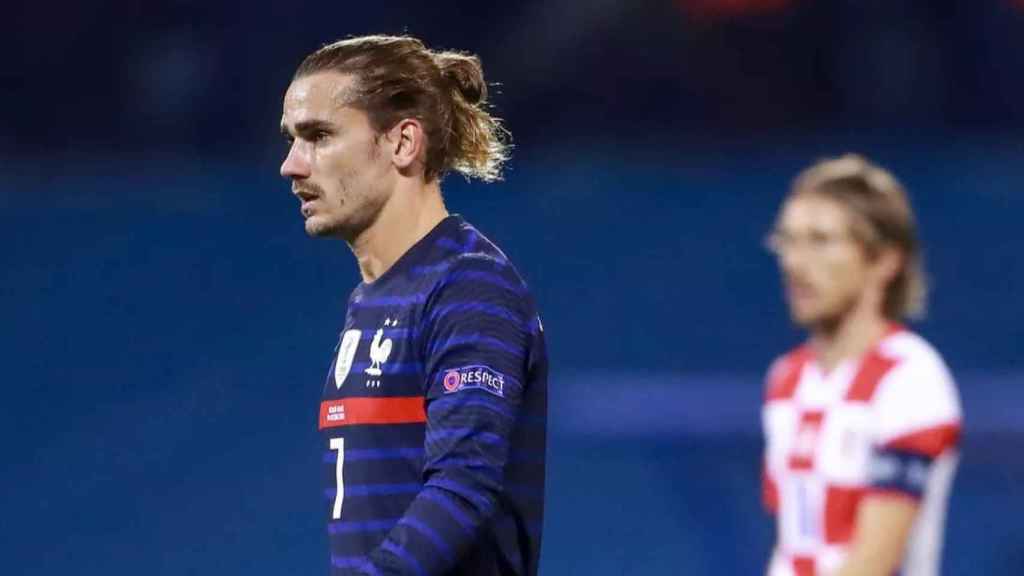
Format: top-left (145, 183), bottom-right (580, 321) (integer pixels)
top-left (318, 215), bottom-right (547, 575)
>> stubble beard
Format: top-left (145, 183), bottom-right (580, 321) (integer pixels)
top-left (306, 178), bottom-right (388, 244)
top-left (801, 288), bottom-right (861, 339)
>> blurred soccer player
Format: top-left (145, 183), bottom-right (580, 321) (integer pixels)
top-left (761, 155), bottom-right (962, 576)
top-left (279, 35), bottom-right (547, 575)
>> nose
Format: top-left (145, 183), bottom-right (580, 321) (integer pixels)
top-left (778, 244), bottom-right (805, 278)
top-left (280, 141), bottom-right (311, 180)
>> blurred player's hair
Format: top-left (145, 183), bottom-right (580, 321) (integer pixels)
top-left (294, 35), bottom-right (509, 182)
top-left (790, 154), bottom-right (927, 320)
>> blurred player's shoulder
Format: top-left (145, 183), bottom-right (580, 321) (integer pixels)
top-left (873, 327), bottom-right (962, 444)
top-left (764, 344), bottom-right (812, 403)
top-left (877, 328), bottom-right (950, 374)
top-left (874, 327), bottom-right (959, 400)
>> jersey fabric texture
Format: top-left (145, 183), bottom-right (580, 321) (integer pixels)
top-left (318, 215), bottom-right (547, 576)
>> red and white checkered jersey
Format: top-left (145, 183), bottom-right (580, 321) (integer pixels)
top-left (762, 327), bottom-right (962, 576)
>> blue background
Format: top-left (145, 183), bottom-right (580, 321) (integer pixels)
top-left (4, 1), bottom-right (1024, 574)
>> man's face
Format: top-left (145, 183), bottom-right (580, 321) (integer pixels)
top-left (769, 193), bottom-right (874, 330)
top-left (280, 72), bottom-right (394, 239)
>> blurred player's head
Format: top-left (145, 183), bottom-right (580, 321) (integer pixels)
top-left (279, 35), bottom-right (508, 239)
top-left (768, 154), bottom-right (926, 332)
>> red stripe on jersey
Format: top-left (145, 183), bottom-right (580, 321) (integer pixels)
top-left (319, 397), bottom-right (427, 429)
top-left (824, 485), bottom-right (866, 544)
top-left (792, 555), bottom-right (815, 576)
top-left (844, 351), bottom-right (898, 402)
top-left (766, 346), bottom-right (811, 402)
top-left (787, 410), bottom-right (825, 471)
top-left (762, 465), bottom-right (779, 514)
top-left (884, 422), bottom-right (962, 458)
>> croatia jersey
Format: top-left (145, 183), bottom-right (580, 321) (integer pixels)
top-left (318, 215), bottom-right (547, 575)
top-left (762, 327), bottom-right (962, 576)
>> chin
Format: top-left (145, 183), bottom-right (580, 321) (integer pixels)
top-left (790, 305), bottom-right (825, 329)
top-left (793, 308), bottom-right (847, 334)
top-left (304, 216), bottom-right (338, 237)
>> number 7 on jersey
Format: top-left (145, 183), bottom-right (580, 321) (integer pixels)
top-left (330, 437), bottom-right (345, 520)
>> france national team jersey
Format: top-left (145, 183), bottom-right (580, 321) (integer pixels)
top-left (318, 215), bottom-right (547, 576)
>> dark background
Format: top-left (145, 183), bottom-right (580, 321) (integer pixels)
top-left (3, 1), bottom-right (1023, 574)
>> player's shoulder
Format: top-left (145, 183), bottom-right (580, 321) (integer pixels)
top-left (435, 219), bottom-right (531, 293)
top-left (872, 327), bottom-right (961, 419)
top-left (764, 344), bottom-right (812, 403)
top-left (872, 327), bottom-right (963, 445)
top-left (877, 328), bottom-right (954, 387)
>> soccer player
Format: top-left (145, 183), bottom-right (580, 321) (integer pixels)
top-left (279, 36), bottom-right (547, 575)
top-left (761, 155), bottom-right (962, 576)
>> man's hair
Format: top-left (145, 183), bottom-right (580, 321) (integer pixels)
top-left (790, 153), bottom-right (928, 320)
top-left (294, 35), bottom-right (509, 182)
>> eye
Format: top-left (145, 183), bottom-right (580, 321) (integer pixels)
top-left (313, 130), bottom-right (331, 143)
top-left (808, 230), bottom-right (832, 247)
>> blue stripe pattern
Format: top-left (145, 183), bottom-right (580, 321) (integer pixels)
top-left (324, 483), bottom-right (422, 499)
top-left (426, 428), bottom-right (507, 445)
top-left (411, 260), bottom-right (454, 277)
top-left (349, 361), bottom-right (423, 375)
top-left (353, 294), bottom-right (428, 307)
top-left (323, 447), bottom-right (424, 463)
top-left (381, 539), bottom-right (426, 576)
top-left (428, 302), bottom-right (528, 332)
top-left (430, 393), bottom-right (517, 420)
top-left (434, 231), bottom-right (477, 253)
top-left (328, 518), bottom-right (400, 534)
top-left (419, 489), bottom-right (475, 534)
top-left (322, 216), bottom-right (545, 575)
top-left (442, 269), bottom-right (524, 295)
top-left (398, 516), bottom-right (455, 564)
top-left (427, 477), bottom-right (494, 514)
top-left (428, 333), bottom-right (525, 360)
top-left (331, 556), bottom-right (381, 575)
top-left (359, 328), bottom-right (413, 341)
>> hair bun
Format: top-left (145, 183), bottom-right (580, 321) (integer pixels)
top-left (436, 52), bottom-right (487, 105)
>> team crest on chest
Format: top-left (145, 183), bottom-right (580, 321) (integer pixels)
top-left (334, 329), bottom-right (362, 389)
top-left (788, 410), bottom-right (825, 471)
top-left (365, 318), bottom-right (397, 387)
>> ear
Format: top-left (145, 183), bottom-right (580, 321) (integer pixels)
top-left (873, 245), bottom-right (904, 286)
top-left (385, 118), bottom-right (426, 173)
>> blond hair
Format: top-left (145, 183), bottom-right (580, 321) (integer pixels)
top-left (791, 154), bottom-right (928, 320)
top-left (295, 35), bottom-right (509, 182)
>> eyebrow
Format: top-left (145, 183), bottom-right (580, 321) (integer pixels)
top-left (280, 119), bottom-right (335, 138)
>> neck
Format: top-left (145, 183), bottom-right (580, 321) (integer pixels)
top-left (349, 178), bottom-right (448, 283)
top-left (810, 295), bottom-right (891, 373)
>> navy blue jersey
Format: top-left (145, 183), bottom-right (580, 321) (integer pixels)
top-left (318, 215), bottom-right (547, 575)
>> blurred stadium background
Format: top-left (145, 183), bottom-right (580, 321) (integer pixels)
top-left (3, 1), bottom-right (1023, 574)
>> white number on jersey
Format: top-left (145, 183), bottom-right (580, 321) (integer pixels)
top-left (330, 437), bottom-right (345, 520)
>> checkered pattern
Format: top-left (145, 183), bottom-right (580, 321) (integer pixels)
top-left (762, 328), bottom-right (962, 576)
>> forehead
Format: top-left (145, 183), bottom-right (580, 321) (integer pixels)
top-left (281, 72), bottom-right (360, 124)
top-left (778, 192), bottom-right (852, 232)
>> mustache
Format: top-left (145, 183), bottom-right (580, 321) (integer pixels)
top-left (293, 182), bottom-right (325, 198)
top-left (784, 274), bottom-right (812, 288)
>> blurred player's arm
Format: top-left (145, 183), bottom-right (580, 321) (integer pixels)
top-left (833, 355), bottom-right (963, 576)
top-left (832, 494), bottom-right (918, 576)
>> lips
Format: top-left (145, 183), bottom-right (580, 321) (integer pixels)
top-left (293, 187), bottom-right (318, 201)
top-left (786, 279), bottom-right (816, 302)
top-left (293, 187), bottom-right (319, 217)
